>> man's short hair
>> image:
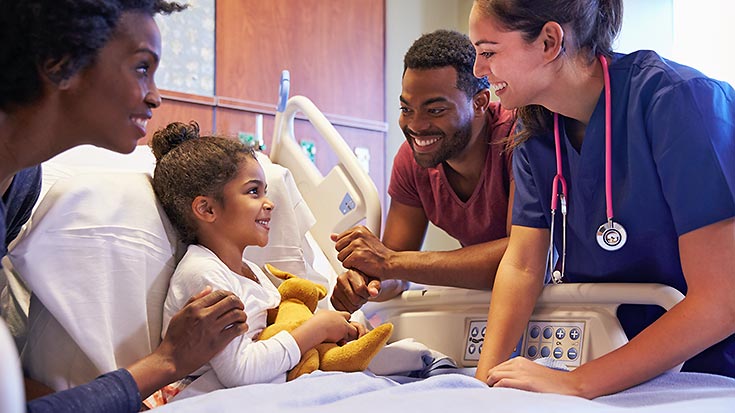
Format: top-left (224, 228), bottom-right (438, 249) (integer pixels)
top-left (403, 29), bottom-right (489, 99)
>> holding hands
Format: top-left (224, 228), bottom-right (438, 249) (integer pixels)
top-left (332, 226), bottom-right (394, 280)
top-left (330, 228), bottom-right (406, 312)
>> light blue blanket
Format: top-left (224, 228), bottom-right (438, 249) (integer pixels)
top-left (154, 370), bottom-right (735, 412)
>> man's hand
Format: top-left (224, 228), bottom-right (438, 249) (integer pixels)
top-left (331, 269), bottom-right (381, 312)
top-left (331, 226), bottom-right (395, 280)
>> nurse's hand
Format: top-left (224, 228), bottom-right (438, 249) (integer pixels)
top-left (484, 357), bottom-right (583, 397)
top-left (331, 269), bottom-right (381, 313)
top-left (332, 227), bottom-right (395, 280)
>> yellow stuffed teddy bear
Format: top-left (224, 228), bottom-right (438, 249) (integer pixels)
top-left (260, 264), bottom-right (393, 381)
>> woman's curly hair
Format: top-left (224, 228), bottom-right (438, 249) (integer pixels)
top-left (0, 0), bottom-right (187, 110)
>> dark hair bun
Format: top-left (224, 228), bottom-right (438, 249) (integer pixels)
top-left (150, 121), bottom-right (201, 161)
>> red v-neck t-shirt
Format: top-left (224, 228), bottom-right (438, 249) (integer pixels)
top-left (388, 103), bottom-right (515, 247)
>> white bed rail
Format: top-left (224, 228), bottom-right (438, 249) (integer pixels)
top-left (269, 71), bottom-right (382, 275)
top-left (364, 283), bottom-right (685, 370)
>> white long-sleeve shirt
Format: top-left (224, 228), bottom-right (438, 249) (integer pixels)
top-left (162, 244), bottom-right (301, 387)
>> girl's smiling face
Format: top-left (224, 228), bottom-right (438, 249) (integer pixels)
top-left (216, 158), bottom-right (274, 249)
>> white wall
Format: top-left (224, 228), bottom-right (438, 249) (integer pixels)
top-left (614, 0), bottom-right (732, 85)
top-left (615, 0), bottom-right (673, 55)
top-left (671, 0), bottom-right (734, 85)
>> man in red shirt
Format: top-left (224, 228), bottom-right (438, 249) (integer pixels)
top-left (331, 30), bottom-right (516, 312)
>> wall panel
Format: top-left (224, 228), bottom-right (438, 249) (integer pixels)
top-left (216, 0), bottom-right (385, 121)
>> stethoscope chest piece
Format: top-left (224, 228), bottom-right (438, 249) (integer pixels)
top-left (596, 220), bottom-right (627, 251)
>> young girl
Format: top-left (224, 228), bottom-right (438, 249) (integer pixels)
top-left (468, 0), bottom-right (735, 398)
top-left (151, 121), bottom-right (363, 390)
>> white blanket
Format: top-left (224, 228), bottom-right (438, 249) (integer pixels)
top-left (153, 370), bottom-right (735, 413)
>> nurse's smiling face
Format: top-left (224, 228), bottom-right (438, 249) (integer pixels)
top-left (468, 4), bottom-right (549, 110)
top-left (399, 66), bottom-right (475, 168)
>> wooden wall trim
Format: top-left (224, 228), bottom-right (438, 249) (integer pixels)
top-left (162, 90), bottom-right (388, 133)
top-left (160, 90), bottom-right (216, 106)
top-left (218, 96), bottom-right (388, 132)
top-left (216, 96), bottom-right (276, 116)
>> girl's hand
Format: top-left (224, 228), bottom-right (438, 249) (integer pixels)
top-left (309, 310), bottom-right (357, 343)
top-left (350, 321), bottom-right (367, 339)
top-left (335, 321), bottom-right (368, 345)
top-left (485, 357), bottom-right (583, 397)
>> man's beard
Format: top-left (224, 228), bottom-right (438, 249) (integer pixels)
top-left (405, 121), bottom-right (473, 168)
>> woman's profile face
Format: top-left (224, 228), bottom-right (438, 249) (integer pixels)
top-left (61, 11), bottom-right (162, 154)
top-left (468, 4), bottom-right (550, 110)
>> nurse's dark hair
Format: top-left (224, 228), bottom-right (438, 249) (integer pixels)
top-left (473, 0), bottom-right (623, 146)
top-left (403, 29), bottom-right (490, 100)
top-left (150, 121), bottom-right (257, 245)
top-left (0, 0), bottom-right (187, 111)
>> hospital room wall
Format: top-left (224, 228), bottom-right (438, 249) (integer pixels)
top-left (144, 0), bottom-right (389, 209)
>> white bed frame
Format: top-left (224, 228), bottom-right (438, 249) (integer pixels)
top-left (269, 71), bottom-right (382, 275)
top-left (362, 283), bottom-right (684, 371)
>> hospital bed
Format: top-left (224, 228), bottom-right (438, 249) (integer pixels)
top-left (2, 73), bottom-right (734, 412)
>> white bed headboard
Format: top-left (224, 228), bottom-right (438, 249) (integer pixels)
top-left (270, 93), bottom-right (382, 277)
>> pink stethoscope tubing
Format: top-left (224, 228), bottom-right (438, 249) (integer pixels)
top-left (547, 55), bottom-right (627, 284)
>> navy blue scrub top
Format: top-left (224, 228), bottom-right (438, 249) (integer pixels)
top-left (512, 50), bottom-right (735, 376)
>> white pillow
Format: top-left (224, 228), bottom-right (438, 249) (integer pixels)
top-left (39, 144), bottom-right (157, 201)
top-left (11, 172), bottom-right (179, 390)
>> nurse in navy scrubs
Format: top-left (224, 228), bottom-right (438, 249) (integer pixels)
top-left (469, 0), bottom-right (735, 398)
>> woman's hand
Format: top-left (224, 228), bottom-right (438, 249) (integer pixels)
top-left (485, 357), bottom-right (583, 397)
top-left (161, 287), bottom-right (248, 374)
top-left (127, 287), bottom-right (248, 398)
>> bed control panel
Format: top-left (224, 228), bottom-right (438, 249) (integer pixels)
top-left (464, 319), bottom-right (486, 362)
top-left (520, 320), bottom-right (585, 367)
top-left (463, 319), bottom-right (586, 368)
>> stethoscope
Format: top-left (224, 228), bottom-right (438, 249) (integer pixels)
top-left (547, 55), bottom-right (627, 284)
